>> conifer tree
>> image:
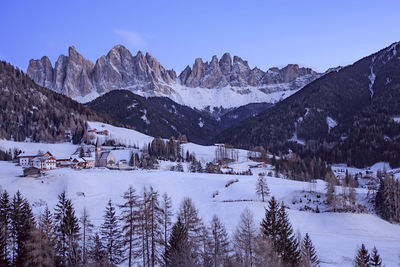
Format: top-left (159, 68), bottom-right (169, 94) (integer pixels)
top-left (354, 244), bottom-right (370, 267)
top-left (101, 200), bottom-right (124, 265)
top-left (261, 196), bottom-right (280, 245)
top-left (54, 192), bottom-right (80, 266)
top-left (233, 208), bottom-right (257, 267)
top-left (10, 191), bottom-right (34, 266)
top-left (80, 208), bottom-right (93, 266)
top-left (39, 206), bottom-right (56, 247)
top-left (256, 173), bottom-right (270, 202)
top-left (0, 223), bottom-right (8, 266)
top-left (209, 215), bottom-right (230, 267)
top-left (277, 203), bottom-right (300, 266)
top-left (119, 186), bottom-right (139, 267)
top-left (300, 233), bottom-right (320, 267)
top-left (0, 190), bottom-right (11, 265)
top-left (88, 232), bottom-right (107, 265)
top-left (165, 217), bottom-right (193, 267)
top-left (369, 246), bottom-right (382, 267)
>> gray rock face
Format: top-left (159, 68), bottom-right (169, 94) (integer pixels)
top-left (180, 54), bottom-right (319, 89)
top-left (27, 56), bottom-right (53, 89)
top-left (28, 45), bottom-right (177, 98)
top-left (27, 45), bottom-right (320, 107)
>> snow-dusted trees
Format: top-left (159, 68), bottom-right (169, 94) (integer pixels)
top-left (261, 196), bottom-right (301, 266)
top-left (88, 232), bottom-right (107, 265)
top-left (300, 233), bottom-right (320, 267)
top-left (369, 246), bottom-right (382, 267)
top-left (101, 200), bottom-right (124, 265)
top-left (354, 244), bottom-right (384, 267)
top-left (354, 244), bottom-right (369, 267)
top-left (256, 172), bottom-right (270, 202)
top-left (119, 186), bottom-right (139, 267)
top-left (233, 207), bottom-right (257, 266)
top-left (209, 215), bottom-right (230, 267)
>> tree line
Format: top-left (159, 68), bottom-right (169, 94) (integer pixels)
top-left (0, 188), bottom-right (325, 267)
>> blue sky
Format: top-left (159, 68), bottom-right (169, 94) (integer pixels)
top-left (1, 1), bottom-right (399, 73)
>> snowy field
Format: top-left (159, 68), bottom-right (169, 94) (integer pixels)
top-left (0, 162), bottom-right (400, 266)
top-left (1, 123), bottom-right (400, 266)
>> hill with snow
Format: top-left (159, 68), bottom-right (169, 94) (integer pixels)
top-left (1, 122), bottom-right (400, 266)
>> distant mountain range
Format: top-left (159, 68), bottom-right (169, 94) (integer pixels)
top-left (216, 42), bottom-right (400, 168)
top-left (27, 45), bottom-right (321, 110)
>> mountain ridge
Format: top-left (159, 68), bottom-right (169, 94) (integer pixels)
top-left (215, 41), bottom-right (400, 167)
top-left (27, 45), bottom-right (321, 109)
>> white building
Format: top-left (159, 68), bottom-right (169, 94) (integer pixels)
top-left (32, 155), bottom-right (56, 170)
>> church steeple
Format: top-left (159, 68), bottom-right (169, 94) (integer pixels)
top-left (95, 138), bottom-right (101, 167)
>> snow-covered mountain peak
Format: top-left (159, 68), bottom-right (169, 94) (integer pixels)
top-left (27, 46), bottom-right (321, 110)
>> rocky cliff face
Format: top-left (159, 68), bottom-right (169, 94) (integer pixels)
top-left (27, 45), bottom-right (321, 108)
top-left (27, 45), bottom-right (177, 98)
top-left (179, 53), bottom-right (318, 89)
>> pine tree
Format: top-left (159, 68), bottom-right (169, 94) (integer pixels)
top-left (209, 215), bottom-right (230, 267)
top-left (0, 190), bottom-right (11, 265)
top-left (39, 206), bottom-right (56, 247)
top-left (54, 192), bottom-right (80, 266)
top-left (261, 196), bottom-right (280, 245)
top-left (233, 208), bottom-right (257, 267)
top-left (119, 186), bottom-right (139, 267)
top-left (0, 223), bottom-right (9, 266)
top-left (300, 233), bottom-right (320, 267)
top-left (256, 173), bottom-right (270, 202)
top-left (101, 200), bottom-right (124, 265)
top-left (10, 191), bottom-right (35, 266)
top-left (369, 246), bottom-right (382, 267)
top-left (276, 203), bottom-right (300, 266)
top-left (165, 217), bottom-right (193, 267)
top-left (160, 193), bottom-right (173, 267)
top-left (354, 244), bottom-right (370, 267)
top-left (80, 207), bottom-right (93, 266)
top-left (88, 232), bottom-right (107, 266)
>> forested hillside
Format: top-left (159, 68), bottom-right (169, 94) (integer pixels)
top-left (217, 42), bottom-right (400, 167)
top-left (0, 61), bottom-right (106, 143)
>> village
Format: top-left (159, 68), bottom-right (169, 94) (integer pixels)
top-left (18, 128), bottom-right (141, 177)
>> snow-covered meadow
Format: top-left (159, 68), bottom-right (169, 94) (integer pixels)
top-left (0, 122), bottom-right (400, 266)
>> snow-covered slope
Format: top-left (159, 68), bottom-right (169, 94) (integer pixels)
top-left (0, 162), bottom-right (400, 266)
top-left (1, 123), bottom-right (400, 266)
